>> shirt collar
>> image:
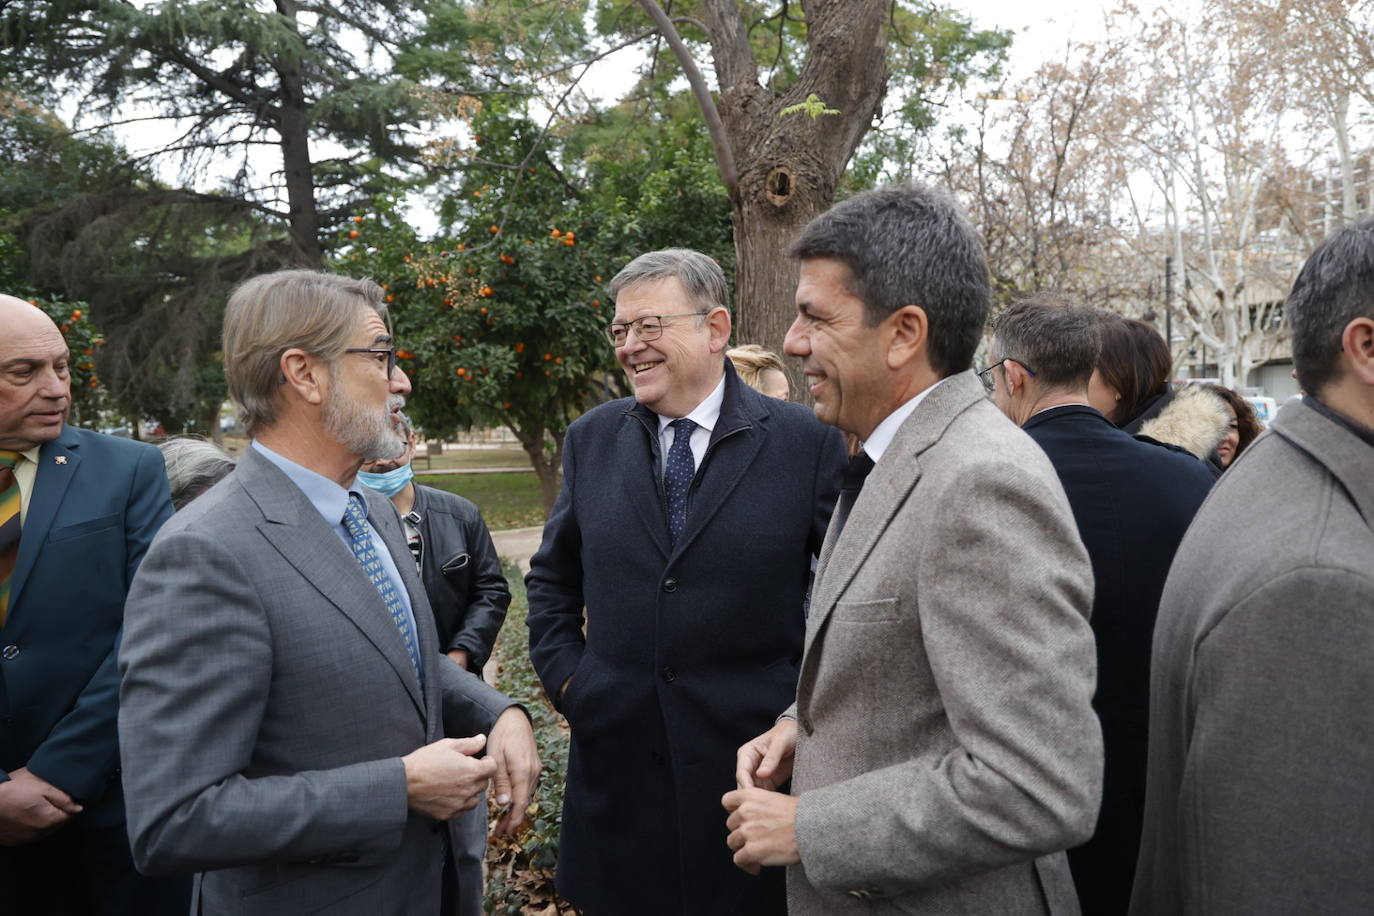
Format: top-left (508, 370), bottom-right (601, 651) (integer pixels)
top-left (251, 440), bottom-right (361, 524)
top-left (657, 372), bottom-right (727, 436)
top-left (862, 377), bottom-right (948, 463)
top-left (20, 445), bottom-right (41, 464)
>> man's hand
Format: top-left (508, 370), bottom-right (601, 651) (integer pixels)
top-left (0, 768), bottom-right (83, 846)
top-left (402, 736), bottom-right (497, 820)
top-left (722, 787), bottom-right (800, 875)
top-left (446, 649), bottom-right (470, 670)
top-left (735, 718), bottom-right (797, 791)
top-left (486, 707), bottom-right (540, 835)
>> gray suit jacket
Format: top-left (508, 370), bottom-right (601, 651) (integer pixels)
top-left (788, 371), bottom-right (1103, 915)
top-left (1131, 399), bottom-right (1374, 915)
top-left (118, 446), bottom-right (515, 915)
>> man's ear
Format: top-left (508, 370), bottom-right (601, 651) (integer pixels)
top-left (281, 348), bottom-right (328, 406)
top-left (1343, 317), bottom-right (1374, 386)
top-left (1003, 360), bottom-right (1032, 397)
top-left (705, 306), bottom-right (733, 354)
top-left (884, 305), bottom-right (928, 371)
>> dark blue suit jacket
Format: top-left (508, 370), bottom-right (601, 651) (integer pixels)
top-left (0, 426), bottom-right (171, 825)
top-left (526, 362), bottom-right (846, 916)
top-left (1022, 406), bottom-right (1213, 916)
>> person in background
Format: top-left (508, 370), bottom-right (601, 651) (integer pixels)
top-left (1206, 385), bottom-right (1263, 469)
top-left (1088, 315), bottom-right (1230, 468)
top-left (526, 248), bottom-right (846, 915)
top-left (157, 436), bottom-right (236, 510)
top-left (727, 344), bottom-right (791, 400)
top-left (1132, 216), bottom-right (1374, 915)
top-left (359, 413), bottom-right (509, 916)
top-left (985, 295), bottom-right (1215, 915)
top-left (0, 294), bottom-right (187, 914)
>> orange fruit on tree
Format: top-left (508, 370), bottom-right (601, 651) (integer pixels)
top-left (348, 230), bottom-right (360, 239)
top-left (353, 215), bottom-right (364, 224)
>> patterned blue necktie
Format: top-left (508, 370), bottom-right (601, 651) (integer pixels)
top-left (343, 495), bottom-right (423, 686)
top-left (664, 418), bottom-right (697, 545)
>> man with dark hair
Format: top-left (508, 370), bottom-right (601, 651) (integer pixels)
top-left (526, 248), bottom-right (846, 915)
top-left (1132, 222), bottom-right (1374, 914)
top-left (986, 296), bottom-right (1215, 915)
top-left (0, 294), bottom-right (186, 914)
top-left (118, 269), bottom-right (538, 915)
top-left (727, 186), bottom-right (1103, 914)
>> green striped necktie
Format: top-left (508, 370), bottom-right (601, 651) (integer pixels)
top-left (0, 451), bottom-right (21, 625)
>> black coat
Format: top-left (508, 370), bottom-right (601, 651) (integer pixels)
top-left (1022, 406), bottom-right (1214, 916)
top-left (409, 483), bottom-right (509, 672)
top-left (526, 363), bottom-right (846, 916)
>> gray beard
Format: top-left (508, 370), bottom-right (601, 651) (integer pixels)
top-left (323, 386), bottom-right (405, 461)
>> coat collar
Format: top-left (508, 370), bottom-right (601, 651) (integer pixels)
top-left (623, 360), bottom-right (768, 559)
top-left (805, 371), bottom-right (986, 653)
top-left (1275, 398), bottom-right (1374, 529)
top-left (237, 446), bottom-right (429, 720)
top-left (1020, 403), bottom-right (1111, 432)
top-left (8, 426), bottom-right (84, 614)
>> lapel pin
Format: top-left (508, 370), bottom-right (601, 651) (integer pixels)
top-left (54, 456), bottom-right (68, 465)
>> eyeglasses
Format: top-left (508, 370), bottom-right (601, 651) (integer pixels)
top-left (976, 356), bottom-right (1036, 393)
top-left (604, 312), bottom-right (707, 347)
top-left (344, 347), bottom-right (398, 378)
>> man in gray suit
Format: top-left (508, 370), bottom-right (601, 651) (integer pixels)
top-left (725, 184), bottom-right (1103, 914)
top-left (1131, 221), bottom-right (1374, 914)
top-left (118, 270), bottom-right (539, 914)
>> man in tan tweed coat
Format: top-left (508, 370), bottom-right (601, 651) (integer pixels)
top-left (724, 184), bottom-right (1103, 915)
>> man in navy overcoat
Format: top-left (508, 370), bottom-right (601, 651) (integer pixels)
top-left (527, 249), bottom-right (845, 915)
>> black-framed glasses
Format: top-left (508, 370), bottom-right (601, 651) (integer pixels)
top-left (604, 312), bottom-right (708, 347)
top-left (344, 347), bottom-right (398, 378)
top-left (977, 356), bottom-right (1036, 393)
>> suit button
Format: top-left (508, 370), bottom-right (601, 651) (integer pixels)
top-left (661, 666), bottom-right (676, 683)
top-left (650, 751), bottom-right (666, 766)
top-left (799, 716), bottom-right (814, 736)
top-left (663, 577), bottom-right (678, 593)
top-left (1, 646), bottom-right (17, 660)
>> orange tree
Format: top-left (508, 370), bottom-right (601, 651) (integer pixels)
top-left (336, 185), bottom-right (616, 514)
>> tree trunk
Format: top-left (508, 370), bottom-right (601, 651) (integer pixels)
top-left (274, 1), bottom-right (323, 267)
top-left (647, 0), bottom-right (890, 396)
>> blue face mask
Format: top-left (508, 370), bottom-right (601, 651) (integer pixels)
top-left (357, 463), bottom-right (414, 497)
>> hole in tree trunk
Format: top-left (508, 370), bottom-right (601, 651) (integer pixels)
top-left (766, 167), bottom-right (794, 207)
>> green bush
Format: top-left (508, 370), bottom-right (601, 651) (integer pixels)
top-left (485, 563), bottom-right (574, 914)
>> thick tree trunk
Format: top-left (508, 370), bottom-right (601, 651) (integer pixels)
top-left (274, 1), bottom-right (323, 267)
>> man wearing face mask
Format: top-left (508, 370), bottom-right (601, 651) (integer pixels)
top-left (359, 414), bottom-right (510, 916)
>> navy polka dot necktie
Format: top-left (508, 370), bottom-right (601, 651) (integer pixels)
top-left (664, 418), bottom-right (697, 545)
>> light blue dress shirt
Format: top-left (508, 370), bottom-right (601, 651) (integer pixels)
top-left (251, 441), bottom-right (421, 647)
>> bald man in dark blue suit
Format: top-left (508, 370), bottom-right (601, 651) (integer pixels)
top-left (0, 294), bottom-right (185, 913)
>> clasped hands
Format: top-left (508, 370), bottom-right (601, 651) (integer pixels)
top-left (0, 767), bottom-right (84, 846)
top-left (402, 706), bottom-right (540, 834)
top-left (722, 718), bottom-right (801, 874)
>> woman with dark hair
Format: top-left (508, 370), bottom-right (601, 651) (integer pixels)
top-left (1207, 385), bottom-right (1264, 468)
top-left (1088, 315), bottom-right (1231, 470)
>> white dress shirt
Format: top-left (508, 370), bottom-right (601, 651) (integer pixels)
top-left (656, 373), bottom-right (726, 475)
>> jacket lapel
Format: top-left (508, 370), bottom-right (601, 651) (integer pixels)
top-left (623, 405), bottom-right (673, 560)
top-left (803, 372), bottom-right (986, 660)
top-left (8, 428), bottom-right (81, 614)
top-left (239, 449), bottom-right (426, 719)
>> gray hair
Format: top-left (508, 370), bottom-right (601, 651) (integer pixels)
top-left (158, 437), bottom-right (236, 510)
top-left (991, 294), bottom-right (1102, 389)
top-left (1287, 217), bottom-right (1374, 394)
top-left (789, 183), bottom-right (990, 376)
top-left (608, 248), bottom-right (729, 315)
top-left (222, 270), bottom-right (388, 437)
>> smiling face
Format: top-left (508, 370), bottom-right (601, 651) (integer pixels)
top-left (612, 276), bottom-right (729, 418)
top-left (1216, 401), bottom-right (1241, 467)
top-left (784, 258), bottom-right (889, 439)
top-left (0, 295), bottom-right (72, 451)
